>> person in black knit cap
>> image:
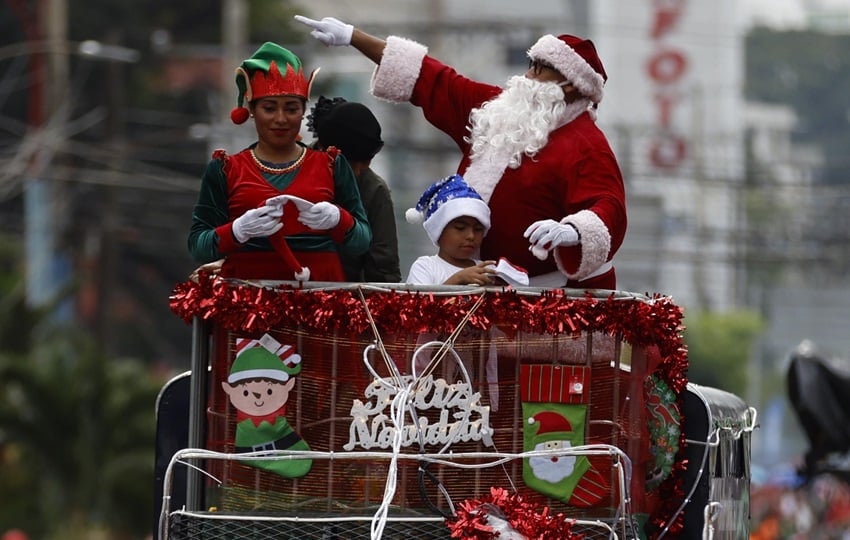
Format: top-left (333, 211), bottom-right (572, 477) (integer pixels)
top-left (308, 96), bottom-right (401, 283)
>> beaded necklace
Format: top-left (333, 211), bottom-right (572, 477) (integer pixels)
top-left (250, 146), bottom-right (306, 174)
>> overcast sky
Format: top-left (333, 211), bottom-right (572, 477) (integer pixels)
top-left (745, 0), bottom-right (850, 27)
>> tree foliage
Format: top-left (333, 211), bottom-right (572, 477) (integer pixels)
top-left (683, 310), bottom-right (765, 398)
top-left (17, 0), bottom-right (307, 49)
top-left (0, 238), bottom-right (164, 539)
top-left (746, 28), bottom-right (850, 184)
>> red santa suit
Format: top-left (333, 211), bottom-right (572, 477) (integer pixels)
top-left (370, 36), bottom-right (626, 290)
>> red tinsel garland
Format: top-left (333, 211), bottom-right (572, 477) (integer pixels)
top-left (446, 488), bottom-right (584, 540)
top-left (169, 275), bottom-right (689, 535)
top-left (447, 487), bottom-right (585, 539)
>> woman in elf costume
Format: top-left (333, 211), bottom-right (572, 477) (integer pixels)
top-left (188, 42), bottom-right (371, 281)
top-left (221, 336), bottom-right (312, 478)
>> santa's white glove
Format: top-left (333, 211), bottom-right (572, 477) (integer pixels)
top-left (293, 15), bottom-right (353, 47)
top-left (297, 201), bottom-right (340, 230)
top-left (232, 205), bottom-right (283, 243)
top-left (523, 219), bottom-right (580, 260)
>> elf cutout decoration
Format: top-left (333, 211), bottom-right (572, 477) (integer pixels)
top-left (221, 334), bottom-right (312, 478)
top-left (521, 364), bottom-right (608, 506)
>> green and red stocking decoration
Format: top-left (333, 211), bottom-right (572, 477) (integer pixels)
top-left (221, 334), bottom-right (313, 478)
top-left (521, 364), bottom-right (608, 507)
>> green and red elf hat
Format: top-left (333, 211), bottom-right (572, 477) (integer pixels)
top-left (230, 42), bottom-right (319, 124)
top-left (229, 336), bottom-right (303, 384)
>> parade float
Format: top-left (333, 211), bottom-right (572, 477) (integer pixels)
top-left (156, 276), bottom-right (756, 539)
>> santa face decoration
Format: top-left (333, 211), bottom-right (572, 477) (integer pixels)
top-left (528, 439), bottom-right (578, 483)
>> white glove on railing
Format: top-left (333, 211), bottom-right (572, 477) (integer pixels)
top-left (293, 15), bottom-right (353, 47)
top-left (297, 201), bottom-right (340, 230)
top-left (523, 219), bottom-right (580, 260)
top-left (232, 205), bottom-right (283, 244)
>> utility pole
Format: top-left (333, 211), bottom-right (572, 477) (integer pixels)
top-left (94, 28), bottom-right (130, 352)
top-left (691, 82), bottom-right (710, 311)
top-left (187, 0), bottom-right (251, 512)
top-left (215, 0), bottom-right (249, 153)
top-left (23, 0), bottom-right (70, 311)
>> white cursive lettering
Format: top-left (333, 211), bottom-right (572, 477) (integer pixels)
top-left (344, 375), bottom-right (494, 451)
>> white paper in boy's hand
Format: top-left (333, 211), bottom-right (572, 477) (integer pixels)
top-left (490, 257), bottom-right (530, 286)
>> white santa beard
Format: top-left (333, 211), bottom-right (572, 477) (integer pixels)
top-left (463, 76), bottom-right (594, 203)
top-left (529, 441), bottom-right (576, 483)
top-left (468, 76), bottom-right (566, 166)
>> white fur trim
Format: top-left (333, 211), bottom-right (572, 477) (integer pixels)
top-left (294, 266), bottom-right (311, 281)
top-left (228, 369), bottom-right (289, 384)
top-left (370, 36), bottom-right (428, 103)
top-left (528, 35), bottom-right (604, 104)
top-left (423, 198), bottom-right (491, 246)
top-left (554, 210), bottom-right (611, 280)
top-left (463, 147), bottom-right (512, 205)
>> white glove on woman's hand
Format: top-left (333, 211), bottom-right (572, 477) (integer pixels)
top-left (523, 219), bottom-right (580, 260)
top-left (232, 205), bottom-right (283, 243)
top-left (265, 194), bottom-right (288, 209)
top-left (297, 201), bottom-right (340, 230)
top-left (293, 15), bottom-right (353, 46)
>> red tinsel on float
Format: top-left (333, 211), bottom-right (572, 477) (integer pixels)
top-left (169, 275), bottom-right (689, 536)
top-left (447, 487), bottom-right (584, 539)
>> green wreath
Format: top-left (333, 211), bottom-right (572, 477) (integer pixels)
top-left (644, 374), bottom-right (682, 491)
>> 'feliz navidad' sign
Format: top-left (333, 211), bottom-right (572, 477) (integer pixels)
top-left (344, 375), bottom-right (494, 451)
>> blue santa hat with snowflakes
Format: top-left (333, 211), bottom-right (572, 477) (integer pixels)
top-left (405, 174), bottom-right (491, 245)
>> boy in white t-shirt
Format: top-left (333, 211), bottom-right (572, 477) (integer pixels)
top-left (405, 174), bottom-right (516, 410)
top-left (405, 174), bottom-right (497, 286)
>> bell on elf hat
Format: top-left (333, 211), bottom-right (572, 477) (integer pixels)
top-left (405, 174), bottom-right (491, 246)
top-left (230, 42), bottom-right (319, 124)
top-left (527, 34), bottom-right (607, 105)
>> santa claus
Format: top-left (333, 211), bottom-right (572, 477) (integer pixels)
top-left (295, 15), bottom-right (626, 290)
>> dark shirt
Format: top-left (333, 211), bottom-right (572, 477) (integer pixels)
top-left (340, 167), bottom-right (402, 282)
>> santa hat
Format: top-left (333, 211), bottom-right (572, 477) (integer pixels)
top-left (230, 42), bottom-right (319, 124)
top-left (228, 335), bottom-right (302, 384)
top-left (528, 410), bottom-right (572, 436)
top-left (405, 174), bottom-right (491, 246)
top-left (527, 34), bottom-right (607, 104)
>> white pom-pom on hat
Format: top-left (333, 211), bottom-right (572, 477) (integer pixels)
top-left (294, 266), bottom-right (311, 281)
top-left (405, 207), bottom-right (424, 224)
